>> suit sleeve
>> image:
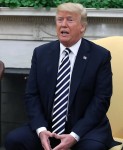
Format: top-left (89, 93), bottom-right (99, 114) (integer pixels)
top-left (72, 51), bottom-right (112, 138)
top-left (24, 49), bottom-right (48, 130)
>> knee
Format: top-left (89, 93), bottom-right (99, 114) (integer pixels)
top-left (5, 131), bottom-right (20, 149)
top-left (73, 140), bottom-right (106, 150)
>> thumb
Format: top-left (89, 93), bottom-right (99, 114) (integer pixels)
top-left (54, 134), bottom-right (63, 140)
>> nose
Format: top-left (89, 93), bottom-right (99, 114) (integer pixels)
top-left (61, 19), bottom-right (67, 27)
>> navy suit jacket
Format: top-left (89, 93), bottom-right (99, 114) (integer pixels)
top-left (25, 38), bottom-right (117, 148)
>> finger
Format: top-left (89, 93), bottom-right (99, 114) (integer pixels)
top-left (50, 132), bottom-right (56, 138)
top-left (41, 137), bottom-right (51, 150)
top-left (43, 140), bottom-right (51, 150)
top-left (54, 134), bottom-right (63, 139)
top-left (53, 143), bottom-right (63, 150)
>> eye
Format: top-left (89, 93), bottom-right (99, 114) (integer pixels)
top-left (67, 18), bottom-right (74, 23)
top-left (56, 17), bottom-right (63, 23)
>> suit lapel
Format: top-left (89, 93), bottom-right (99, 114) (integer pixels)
top-left (46, 41), bottom-right (60, 113)
top-left (69, 39), bottom-right (91, 108)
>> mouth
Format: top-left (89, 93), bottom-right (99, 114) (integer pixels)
top-left (61, 31), bottom-right (69, 36)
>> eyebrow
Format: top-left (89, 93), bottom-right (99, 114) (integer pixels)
top-left (56, 16), bottom-right (74, 19)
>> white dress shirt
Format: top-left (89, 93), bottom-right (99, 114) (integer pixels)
top-left (36, 39), bottom-right (82, 142)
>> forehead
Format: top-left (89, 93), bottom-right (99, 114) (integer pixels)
top-left (56, 11), bottom-right (80, 18)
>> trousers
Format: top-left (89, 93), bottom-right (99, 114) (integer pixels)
top-left (5, 125), bottom-right (108, 150)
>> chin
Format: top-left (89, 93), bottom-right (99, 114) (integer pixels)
top-left (61, 41), bottom-right (70, 47)
top-left (59, 38), bottom-right (69, 45)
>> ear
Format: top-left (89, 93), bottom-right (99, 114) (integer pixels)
top-left (81, 24), bottom-right (86, 33)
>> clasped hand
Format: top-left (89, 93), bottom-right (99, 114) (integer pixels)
top-left (39, 130), bottom-right (77, 150)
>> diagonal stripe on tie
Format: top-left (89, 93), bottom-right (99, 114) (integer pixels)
top-left (53, 94), bottom-right (68, 109)
top-left (54, 86), bottom-right (69, 102)
top-left (53, 100), bottom-right (68, 115)
top-left (52, 48), bottom-right (71, 135)
top-left (56, 73), bottom-right (70, 88)
top-left (57, 65), bottom-right (70, 80)
top-left (55, 80), bottom-right (70, 96)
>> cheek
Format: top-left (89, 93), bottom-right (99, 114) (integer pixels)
top-left (56, 25), bottom-right (61, 33)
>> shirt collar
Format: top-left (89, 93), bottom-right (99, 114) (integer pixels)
top-left (60, 39), bottom-right (82, 56)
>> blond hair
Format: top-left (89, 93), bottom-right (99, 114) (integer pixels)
top-left (56, 2), bottom-right (87, 26)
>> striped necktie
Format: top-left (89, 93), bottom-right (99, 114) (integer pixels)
top-left (52, 48), bottom-right (71, 135)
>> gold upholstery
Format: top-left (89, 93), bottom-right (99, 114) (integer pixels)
top-left (92, 36), bottom-right (123, 150)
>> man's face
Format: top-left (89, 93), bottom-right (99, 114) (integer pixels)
top-left (56, 11), bottom-right (85, 47)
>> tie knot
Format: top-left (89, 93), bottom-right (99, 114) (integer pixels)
top-left (65, 48), bottom-right (71, 55)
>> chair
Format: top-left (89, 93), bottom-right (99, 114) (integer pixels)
top-left (0, 61), bottom-right (4, 80)
top-left (92, 36), bottom-right (123, 150)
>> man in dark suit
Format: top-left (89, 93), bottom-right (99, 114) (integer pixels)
top-left (5, 2), bottom-right (120, 150)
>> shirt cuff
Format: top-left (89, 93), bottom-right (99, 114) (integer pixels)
top-left (70, 132), bottom-right (80, 142)
top-left (36, 127), bottom-right (47, 137)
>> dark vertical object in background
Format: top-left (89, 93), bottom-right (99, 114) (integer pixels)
top-left (0, 61), bottom-right (5, 146)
